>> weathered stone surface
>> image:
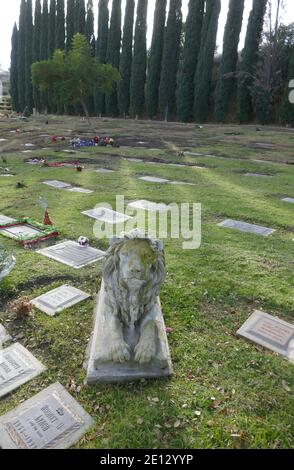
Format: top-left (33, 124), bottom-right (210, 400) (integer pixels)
top-left (37, 241), bottom-right (105, 269)
top-left (218, 219), bottom-right (275, 237)
top-left (0, 325), bottom-right (11, 349)
top-left (43, 180), bottom-right (72, 189)
top-left (85, 230), bottom-right (173, 384)
top-left (139, 176), bottom-right (169, 184)
top-left (66, 187), bottom-right (93, 194)
top-left (0, 343), bottom-right (46, 399)
top-left (0, 383), bottom-right (94, 449)
top-left (237, 310), bottom-right (294, 362)
top-left (82, 208), bottom-right (132, 224)
top-left (282, 197), bottom-right (294, 204)
top-left (32, 285), bottom-right (91, 316)
top-left (128, 200), bottom-right (168, 212)
top-left (0, 215), bottom-right (16, 225)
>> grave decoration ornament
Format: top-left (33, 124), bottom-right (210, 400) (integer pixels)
top-left (86, 229), bottom-right (173, 384)
top-left (39, 196), bottom-right (53, 226)
top-left (0, 244), bottom-right (16, 281)
top-left (78, 236), bottom-right (90, 247)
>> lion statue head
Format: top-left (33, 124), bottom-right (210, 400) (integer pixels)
top-left (102, 229), bottom-right (165, 329)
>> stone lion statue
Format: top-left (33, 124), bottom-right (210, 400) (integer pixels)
top-left (99, 230), bottom-right (166, 365)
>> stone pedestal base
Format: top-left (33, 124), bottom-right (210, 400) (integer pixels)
top-left (85, 287), bottom-right (173, 384)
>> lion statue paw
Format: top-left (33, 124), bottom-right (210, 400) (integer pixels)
top-left (134, 338), bottom-right (157, 365)
top-left (110, 340), bottom-right (131, 363)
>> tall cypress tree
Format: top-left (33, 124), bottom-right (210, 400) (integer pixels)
top-left (130, 0), bottom-right (148, 117)
top-left (194, 0), bottom-right (221, 122)
top-left (56, 0), bottom-right (65, 50)
top-left (118, 0), bottom-right (135, 116)
top-left (48, 0), bottom-right (56, 57)
top-left (95, 0), bottom-right (109, 115)
top-left (105, 0), bottom-right (122, 117)
top-left (146, 0), bottom-right (167, 119)
top-left (177, 0), bottom-right (204, 122)
top-left (237, 0), bottom-right (268, 123)
top-left (66, 0), bottom-right (75, 50)
top-left (215, 0), bottom-right (245, 122)
top-left (77, 0), bottom-right (86, 34)
top-left (10, 24), bottom-right (19, 112)
top-left (159, 0), bottom-right (182, 120)
top-left (25, 0), bottom-right (34, 113)
top-left (33, 0), bottom-right (42, 112)
top-left (18, 0), bottom-right (26, 112)
top-left (40, 0), bottom-right (49, 112)
top-left (86, 0), bottom-right (95, 43)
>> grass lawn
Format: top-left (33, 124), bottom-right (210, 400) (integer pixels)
top-left (0, 116), bottom-right (293, 449)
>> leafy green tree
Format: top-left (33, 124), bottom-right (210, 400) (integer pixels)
top-left (177, 0), bottom-right (204, 122)
top-left (159, 0), bottom-right (182, 120)
top-left (146, 0), bottom-right (167, 119)
top-left (95, 0), bottom-right (110, 115)
top-left (214, 0), bottom-right (245, 122)
top-left (118, 0), bottom-right (135, 116)
top-left (32, 34), bottom-right (120, 117)
top-left (10, 24), bottom-right (19, 111)
top-left (194, 0), bottom-right (221, 122)
top-left (237, 0), bottom-right (268, 123)
top-left (130, 0), bottom-right (148, 117)
top-left (48, 0), bottom-right (56, 57)
top-left (18, 0), bottom-right (27, 112)
top-left (25, 0), bottom-right (34, 113)
top-left (33, 0), bottom-right (43, 111)
top-left (105, 0), bottom-right (122, 116)
top-left (56, 0), bottom-right (65, 50)
top-left (66, 0), bottom-right (75, 51)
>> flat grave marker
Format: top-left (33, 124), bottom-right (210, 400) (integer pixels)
top-left (128, 200), bottom-right (168, 212)
top-left (0, 139), bottom-right (8, 142)
top-left (218, 219), bottom-right (275, 237)
top-left (244, 173), bottom-right (273, 178)
top-left (170, 181), bottom-right (197, 186)
top-left (139, 176), bottom-right (170, 184)
top-left (32, 285), bottom-right (91, 316)
top-left (0, 382), bottom-right (94, 449)
top-left (237, 310), bottom-right (294, 362)
top-left (0, 215), bottom-right (16, 225)
top-left (37, 241), bottom-right (105, 269)
top-left (83, 207), bottom-right (132, 224)
top-left (0, 343), bottom-right (46, 399)
top-left (66, 187), bottom-right (93, 194)
top-left (43, 180), bottom-right (72, 189)
top-left (124, 158), bottom-right (143, 163)
top-left (281, 197), bottom-right (294, 204)
top-left (0, 224), bottom-right (44, 240)
top-left (95, 168), bottom-right (115, 174)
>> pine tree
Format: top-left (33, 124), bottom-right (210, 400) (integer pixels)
top-left (18, 0), bottom-right (27, 112)
top-left (194, 0), bottom-right (221, 122)
top-left (214, 0), bottom-right (245, 122)
top-left (25, 0), bottom-right (34, 113)
top-left (159, 0), bottom-right (182, 120)
top-left (146, 0), bottom-right (167, 119)
top-left (177, 0), bottom-right (204, 122)
top-left (77, 0), bottom-right (86, 34)
top-left (56, 0), bottom-right (65, 50)
top-left (66, 0), bottom-right (75, 50)
top-left (105, 0), bottom-right (122, 116)
top-left (130, 0), bottom-right (148, 117)
top-left (10, 24), bottom-right (19, 112)
top-left (95, 0), bottom-right (109, 115)
top-left (48, 0), bottom-right (56, 57)
top-left (237, 0), bottom-right (268, 123)
top-left (33, 0), bottom-right (42, 112)
top-left (40, 0), bottom-right (49, 59)
top-left (118, 0), bottom-right (135, 116)
top-left (282, 56), bottom-right (294, 126)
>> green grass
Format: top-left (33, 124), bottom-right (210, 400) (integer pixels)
top-left (0, 116), bottom-right (293, 449)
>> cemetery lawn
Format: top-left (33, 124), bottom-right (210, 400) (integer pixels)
top-left (0, 116), bottom-right (293, 449)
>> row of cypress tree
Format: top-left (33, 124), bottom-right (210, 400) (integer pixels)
top-left (9, 0), bottom-right (292, 123)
